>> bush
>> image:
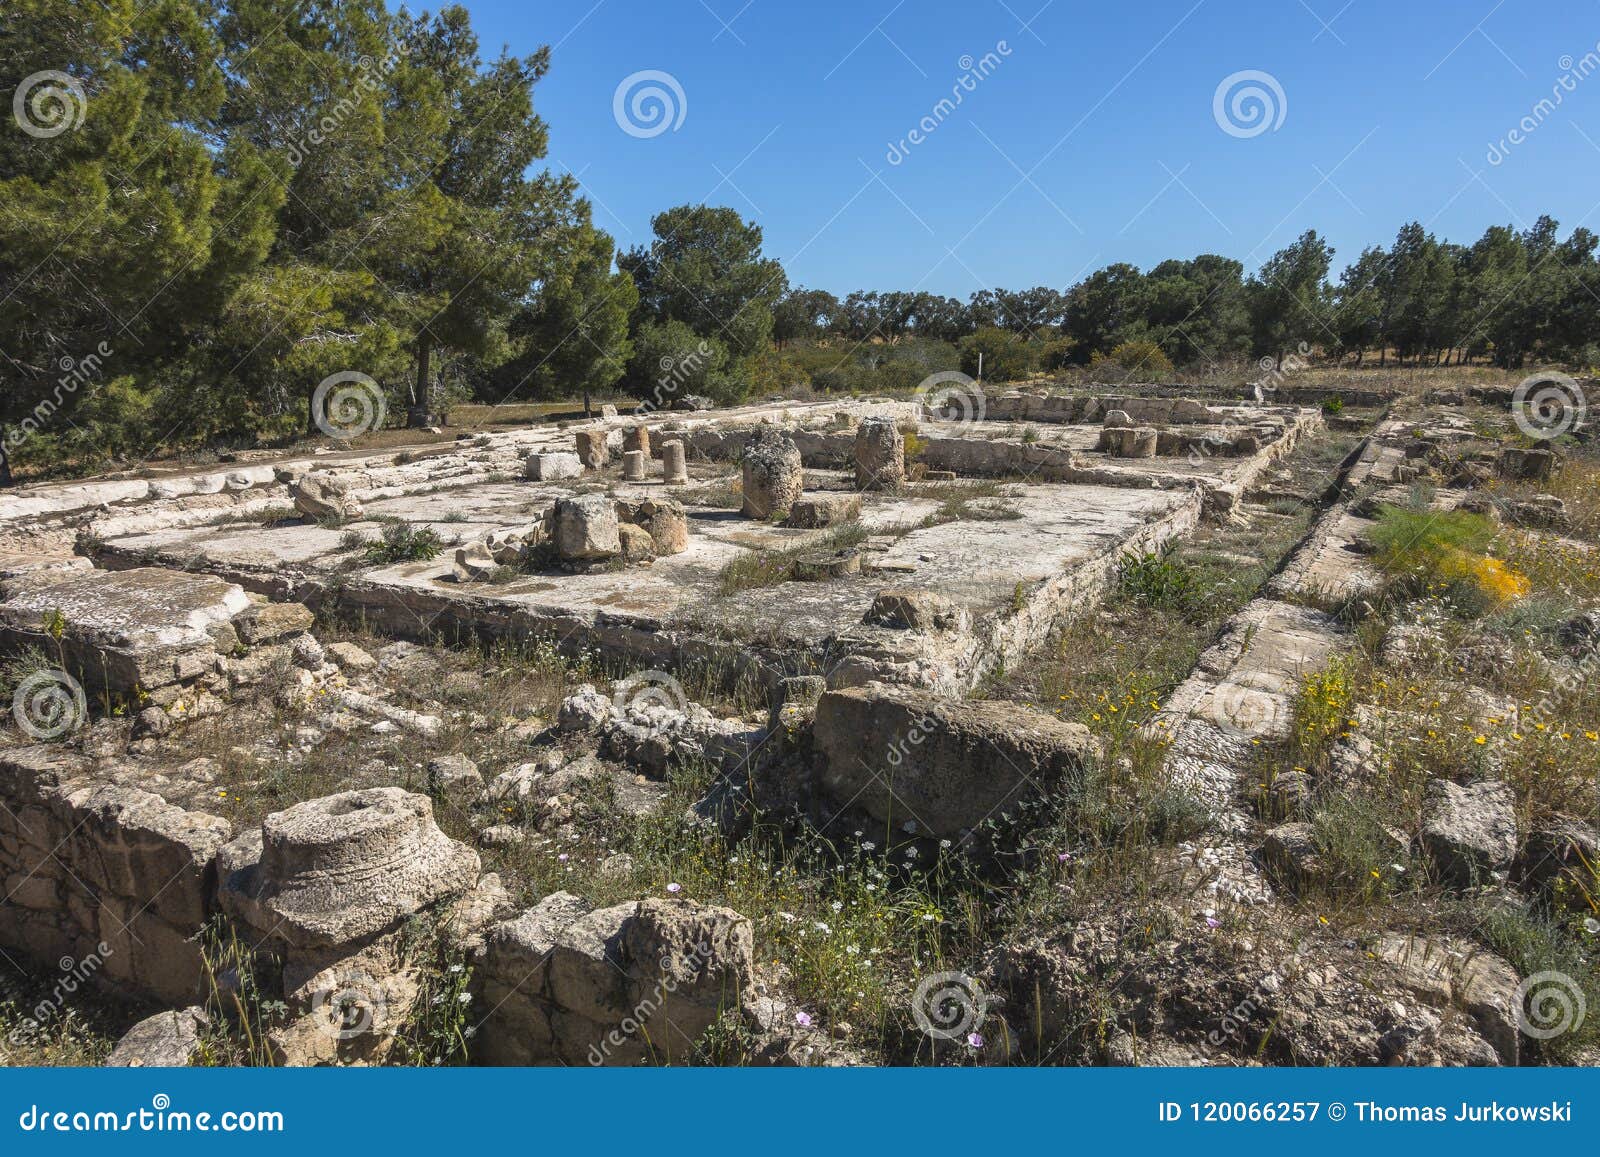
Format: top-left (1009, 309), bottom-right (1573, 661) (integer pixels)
top-left (364, 522), bottom-right (444, 564)
top-left (1039, 337), bottom-right (1078, 371)
top-left (959, 327), bottom-right (1036, 383)
top-left (1116, 549), bottom-right (1198, 614)
top-left (1092, 339), bottom-right (1174, 378)
top-left (1369, 506), bottom-right (1528, 610)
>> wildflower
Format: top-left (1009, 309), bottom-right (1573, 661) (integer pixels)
top-left (666, 882), bottom-right (682, 894)
top-left (1585, 918), bottom-right (1599, 935)
top-left (831, 900), bottom-right (843, 913)
top-left (795, 1011), bottom-right (813, 1028)
top-left (902, 820), bottom-right (918, 834)
top-left (1205, 918), bottom-right (1220, 929)
top-left (939, 839), bottom-right (952, 849)
top-left (967, 1032), bottom-right (984, 1049)
top-left (448, 964), bottom-right (464, 974)
top-left (558, 853), bottom-right (569, 863)
top-left (457, 991), bottom-right (472, 1004)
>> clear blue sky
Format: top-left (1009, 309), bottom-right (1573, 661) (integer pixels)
top-left (460, 0), bottom-right (1600, 295)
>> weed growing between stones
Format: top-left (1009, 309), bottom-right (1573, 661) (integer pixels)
top-left (715, 524), bottom-right (868, 596)
top-left (198, 919), bottom-right (287, 1066)
top-left (364, 521), bottom-right (445, 564)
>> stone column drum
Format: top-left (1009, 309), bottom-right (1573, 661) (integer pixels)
top-left (661, 439), bottom-right (689, 485)
top-left (854, 416), bottom-right (906, 490)
top-left (740, 428), bottom-right (804, 520)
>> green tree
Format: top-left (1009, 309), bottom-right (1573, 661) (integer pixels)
top-left (1247, 230), bottom-right (1333, 368)
top-left (0, 0), bottom-right (280, 482)
top-left (499, 218), bottom-right (636, 416)
top-left (620, 205), bottom-right (785, 403)
top-left (358, 6), bottom-right (582, 424)
top-left (1063, 264), bottom-right (1149, 363)
top-left (1144, 255), bottom-right (1249, 366)
top-left (1333, 246), bottom-right (1389, 365)
top-left (773, 288), bottom-right (839, 346)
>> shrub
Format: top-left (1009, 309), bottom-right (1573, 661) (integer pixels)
top-left (1288, 657), bottom-right (1354, 767)
top-left (1369, 506), bottom-right (1528, 610)
top-left (959, 327), bottom-right (1036, 383)
top-left (1093, 339), bottom-right (1174, 378)
top-left (1117, 549), bottom-right (1197, 613)
top-left (1039, 337), bottom-right (1078, 371)
top-left (364, 522), bottom-right (444, 565)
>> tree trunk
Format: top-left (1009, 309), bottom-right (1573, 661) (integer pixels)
top-left (411, 337), bottom-right (434, 428)
top-left (0, 437), bottom-right (13, 489)
top-left (583, 387), bottom-right (592, 420)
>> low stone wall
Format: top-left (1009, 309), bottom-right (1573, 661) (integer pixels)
top-left (0, 746), bottom-right (231, 1005)
top-left (0, 756), bottom-right (760, 1065)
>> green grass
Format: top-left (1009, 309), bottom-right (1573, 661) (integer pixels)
top-left (715, 525), bottom-right (868, 596)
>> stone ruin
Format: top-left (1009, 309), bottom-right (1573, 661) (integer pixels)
top-left (11, 385), bottom-right (1563, 1067)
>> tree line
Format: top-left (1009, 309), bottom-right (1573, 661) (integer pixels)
top-left (779, 217), bottom-right (1600, 374)
top-left (5, 0), bottom-right (1597, 486)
